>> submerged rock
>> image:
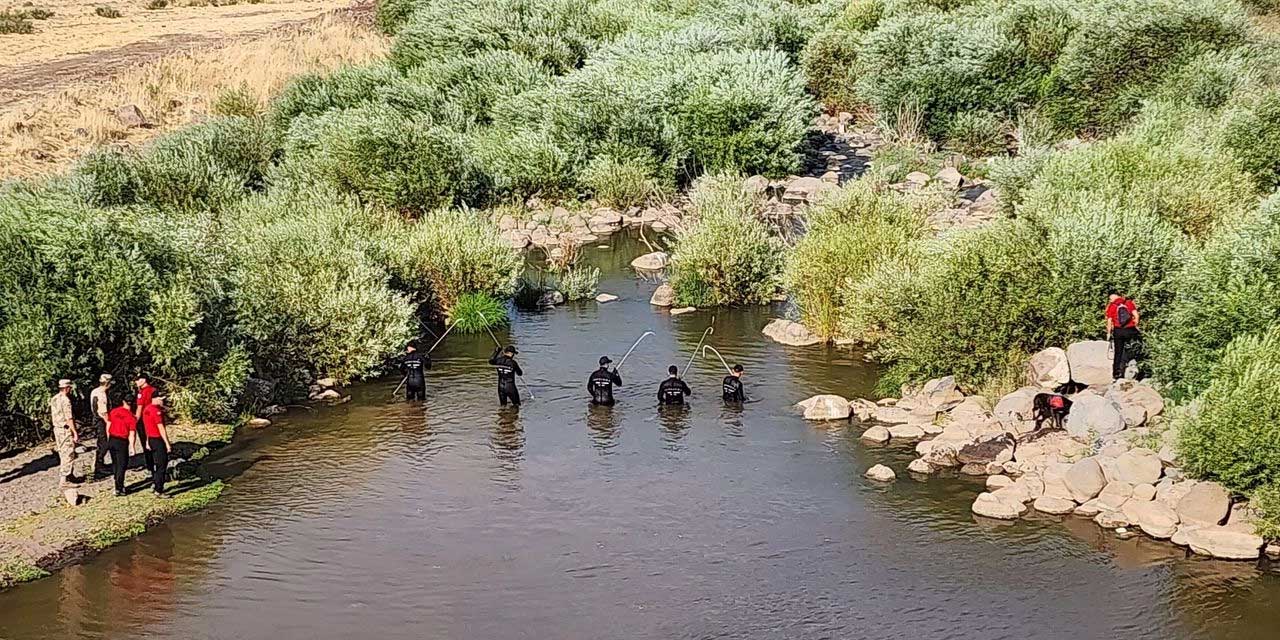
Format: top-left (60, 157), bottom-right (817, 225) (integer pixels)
top-left (631, 251), bottom-right (669, 271)
top-left (762, 319), bottom-right (822, 346)
top-left (650, 284), bottom-right (676, 307)
top-left (865, 464), bottom-right (896, 482)
top-left (798, 395), bottom-right (851, 421)
top-left (1185, 527), bottom-right (1264, 560)
top-left (595, 293), bottom-right (619, 303)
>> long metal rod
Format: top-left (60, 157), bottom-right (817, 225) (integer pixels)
top-left (701, 345), bottom-right (734, 375)
top-left (615, 331), bottom-right (654, 371)
top-left (427, 318), bottom-right (460, 354)
top-left (391, 377), bottom-right (407, 398)
top-left (682, 319), bottom-right (714, 377)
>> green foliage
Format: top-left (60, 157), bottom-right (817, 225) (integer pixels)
top-left (0, 10), bottom-right (35, 35)
top-left (1179, 323), bottom-right (1280, 492)
top-left (942, 110), bottom-right (1006, 156)
top-left (212, 85), bottom-right (260, 118)
top-left (448, 293), bottom-right (510, 333)
top-left (268, 64), bottom-right (401, 132)
top-left (381, 50), bottom-right (553, 129)
top-left (380, 209), bottom-right (522, 309)
top-left (375, 0), bottom-right (418, 35)
top-left (1219, 87), bottom-right (1280, 190)
top-left (786, 180), bottom-right (927, 338)
top-left (668, 175), bottom-right (784, 306)
top-left (0, 558), bottom-right (48, 589)
top-left (579, 152), bottom-right (660, 209)
top-left (558, 266), bottom-right (600, 301)
top-left (469, 127), bottom-right (579, 199)
top-left (94, 6), bottom-right (121, 19)
top-left (1040, 0), bottom-right (1248, 134)
top-left (1252, 482), bottom-right (1280, 540)
top-left (278, 106), bottom-right (489, 212)
top-left (1150, 195), bottom-right (1280, 395)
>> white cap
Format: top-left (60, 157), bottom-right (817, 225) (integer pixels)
top-left (99, 373), bottom-right (113, 383)
top-left (58, 379), bottom-right (72, 388)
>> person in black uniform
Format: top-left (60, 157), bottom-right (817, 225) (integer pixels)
top-left (587, 356), bottom-right (623, 406)
top-left (400, 341), bottom-right (431, 401)
top-left (722, 364), bottom-right (746, 403)
top-left (657, 365), bottom-right (691, 405)
top-left (489, 345), bottom-right (523, 407)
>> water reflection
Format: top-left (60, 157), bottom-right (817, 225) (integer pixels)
top-left (586, 405), bottom-right (620, 453)
top-left (656, 404), bottom-right (691, 450)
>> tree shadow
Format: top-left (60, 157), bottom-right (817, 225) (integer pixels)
top-left (0, 451), bottom-right (58, 485)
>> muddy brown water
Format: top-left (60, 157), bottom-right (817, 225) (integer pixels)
top-left (2, 235), bottom-right (1279, 639)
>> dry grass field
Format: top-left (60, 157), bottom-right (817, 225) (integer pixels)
top-left (0, 0), bottom-right (387, 179)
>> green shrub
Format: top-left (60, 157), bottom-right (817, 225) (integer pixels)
top-left (375, 0), bottom-right (418, 35)
top-left (448, 292), bottom-right (510, 333)
top-left (800, 13), bottom-right (870, 112)
top-left (1252, 482), bottom-right (1280, 540)
top-left (668, 174), bottom-right (784, 306)
top-left (579, 152), bottom-right (660, 209)
top-left (942, 110), bottom-right (1007, 156)
top-left (1040, 0), bottom-right (1248, 134)
top-left (268, 63), bottom-right (401, 132)
top-left (94, 6), bottom-right (121, 18)
top-left (382, 50), bottom-right (553, 129)
top-left (987, 146), bottom-right (1050, 215)
top-left (212, 85), bottom-right (260, 118)
top-left (1150, 195), bottom-right (1280, 395)
top-left (786, 180), bottom-right (927, 338)
top-left (280, 106), bottom-right (489, 212)
top-left (1219, 87), bottom-right (1280, 191)
top-left (381, 208), bottom-right (521, 309)
top-left (558, 266), bottom-right (600, 301)
top-left (0, 10), bottom-right (34, 33)
top-left (468, 127), bottom-right (579, 200)
top-left (1179, 323), bottom-right (1280, 492)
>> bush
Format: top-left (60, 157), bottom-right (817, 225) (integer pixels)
top-left (94, 6), bottom-right (121, 18)
top-left (280, 106), bottom-right (489, 212)
top-left (943, 110), bottom-right (1007, 156)
top-left (268, 63), bottom-right (401, 132)
top-left (375, 0), bottom-right (418, 35)
top-left (579, 152), bottom-right (661, 209)
top-left (667, 175), bottom-right (784, 306)
top-left (1252, 482), bottom-right (1280, 540)
top-left (1150, 195), bottom-right (1280, 395)
top-left (1040, 0), bottom-right (1248, 134)
top-left (469, 128), bottom-right (578, 200)
top-left (381, 209), bottom-right (522, 310)
top-left (381, 50), bottom-right (553, 129)
top-left (212, 85), bottom-right (260, 118)
top-left (558, 266), bottom-right (600, 301)
top-left (0, 10), bottom-right (34, 33)
top-left (786, 180), bottom-right (928, 338)
top-left (1219, 87), bottom-right (1280, 191)
top-left (448, 292), bottom-right (510, 333)
top-left (1179, 323), bottom-right (1280, 493)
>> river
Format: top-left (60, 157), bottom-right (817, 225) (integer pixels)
top-left (1, 235), bottom-right (1278, 639)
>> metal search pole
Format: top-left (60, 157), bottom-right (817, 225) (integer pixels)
top-left (682, 319), bottom-right (714, 377)
top-left (614, 331), bottom-right (655, 371)
top-left (701, 345), bottom-right (734, 375)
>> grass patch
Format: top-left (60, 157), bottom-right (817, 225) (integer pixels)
top-left (448, 292), bottom-right (509, 333)
top-left (0, 9), bottom-right (35, 33)
top-left (94, 6), bottom-right (122, 19)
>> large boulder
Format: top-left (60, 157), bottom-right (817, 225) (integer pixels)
top-left (1064, 392), bottom-right (1125, 439)
top-left (1033, 496), bottom-right (1077, 515)
top-left (1111, 449), bottom-right (1163, 485)
top-left (762, 319), bottom-right (822, 347)
top-left (798, 395), bottom-right (851, 421)
top-left (631, 252), bottom-right (669, 271)
top-left (850, 398), bottom-right (878, 422)
top-left (860, 426), bottom-right (891, 443)
top-left (1176, 481), bottom-right (1232, 526)
top-left (993, 386), bottom-right (1040, 434)
top-left (957, 433), bottom-right (1016, 467)
top-left (907, 458), bottom-right (934, 474)
top-left (782, 176), bottom-right (837, 204)
top-left (1066, 340), bottom-right (1112, 386)
top-left (919, 375), bottom-right (965, 410)
top-left (972, 492), bottom-right (1026, 520)
top-left (873, 406), bottom-right (911, 424)
top-left (1123, 500), bottom-right (1180, 539)
top-left (918, 440), bottom-right (960, 467)
top-left (1185, 527), bottom-right (1264, 560)
top-left (865, 464), bottom-right (896, 482)
top-left (1064, 457), bottom-right (1107, 503)
top-left (650, 283), bottom-right (676, 307)
top-left (1026, 347), bottom-right (1071, 389)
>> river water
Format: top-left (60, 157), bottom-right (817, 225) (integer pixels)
top-left (2, 236), bottom-right (1278, 639)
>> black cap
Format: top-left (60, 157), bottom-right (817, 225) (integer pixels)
top-left (732, 364), bottom-right (744, 373)
top-left (599, 356), bottom-right (612, 366)
top-left (504, 345), bottom-right (518, 355)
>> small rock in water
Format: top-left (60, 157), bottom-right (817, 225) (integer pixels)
top-left (650, 283), bottom-right (676, 307)
top-left (1033, 496), bottom-right (1077, 515)
top-left (907, 458), bottom-right (934, 474)
top-left (865, 464), bottom-right (896, 482)
top-left (313, 389), bottom-right (341, 401)
top-left (860, 426), bottom-right (890, 443)
top-left (247, 417), bottom-right (272, 428)
top-left (595, 293), bottom-right (619, 304)
top-left (670, 307), bottom-right (696, 316)
top-left (631, 251), bottom-right (669, 271)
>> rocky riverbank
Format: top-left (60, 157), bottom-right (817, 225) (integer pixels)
top-left (796, 338), bottom-right (1280, 562)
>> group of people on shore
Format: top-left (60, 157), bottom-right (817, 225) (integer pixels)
top-left (48, 374), bottom-right (172, 503)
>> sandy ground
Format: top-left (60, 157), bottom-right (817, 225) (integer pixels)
top-left (0, 0), bottom-right (354, 107)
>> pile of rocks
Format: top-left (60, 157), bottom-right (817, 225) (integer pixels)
top-left (307, 377), bottom-right (348, 403)
top-left (797, 339), bottom-right (1271, 561)
top-left (496, 204), bottom-right (684, 252)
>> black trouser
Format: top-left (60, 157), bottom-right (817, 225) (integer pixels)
top-left (406, 381), bottom-right (425, 401)
top-left (108, 436), bottom-right (130, 494)
top-left (148, 437), bottom-right (169, 494)
top-left (1112, 326), bottom-right (1140, 379)
top-left (135, 423), bottom-right (154, 472)
top-left (498, 382), bottom-right (521, 407)
top-left (93, 417), bottom-right (108, 472)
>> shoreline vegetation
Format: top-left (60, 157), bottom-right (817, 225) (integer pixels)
top-left (4, 0), bottom-right (1280, 587)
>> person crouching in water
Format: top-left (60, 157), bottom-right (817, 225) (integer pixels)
top-left (106, 398), bottom-right (137, 497)
top-left (722, 364), bottom-right (746, 403)
top-left (489, 345), bottom-right (523, 407)
top-left (141, 396), bottom-right (172, 497)
top-left (588, 356), bottom-right (623, 406)
top-left (658, 365), bottom-right (692, 405)
top-left (401, 341), bottom-right (431, 402)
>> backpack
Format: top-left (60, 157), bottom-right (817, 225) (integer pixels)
top-left (1116, 303), bottom-right (1133, 329)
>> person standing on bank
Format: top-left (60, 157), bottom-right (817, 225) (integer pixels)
top-left (401, 341), bottom-right (431, 402)
top-left (106, 397), bottom-right (137, 497)
top-left (488, 345), bottom-right (523, 407)
top-left (722, 364), bottom-right (747, 404)
top-left (133, 376), bottom-right (156, 470)
top-left (89, 374), bottom-right (112, 477)
top-left (1105, 293), bottom-right (1141, 380)
top-left (49, 379), bottom-right (82, 491)
top-left (141, 396), bottom-right (172, 496)
top-left (587, 356), bottom-right (623, 406)
top-left (658, 365), bottom-right (692, 405)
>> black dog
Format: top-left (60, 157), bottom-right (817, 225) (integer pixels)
top-left (1032, 392), bottom-right (1072, 432)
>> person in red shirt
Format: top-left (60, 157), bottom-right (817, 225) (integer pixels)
top-left (106, 398), bottom-right (137, 496)
top-left (141, 396), bottom-right (172, 496)
top-left (134, 376), bottom-right (156, 471)
top-left (1105, 293), bottom-right (1141, 380)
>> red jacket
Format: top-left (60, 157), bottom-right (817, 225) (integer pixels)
top-left (108, 406), bottom-right (135, 439)
top-left (142, 404), bottom-right (165, 439)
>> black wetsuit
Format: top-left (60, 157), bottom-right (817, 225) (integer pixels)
top-left (489, 349), bottom-right (523, 406)
top-left (722, 375), bottom-right (746, 403)
top-left (658, 377), bottom-right (691, 405)
top-left (401, 351), bottom-right (431, 401)
top-left (588, 367), bottom-right (623, 406)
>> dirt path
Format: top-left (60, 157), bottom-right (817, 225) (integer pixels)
top-left (0, 0), bottom-right (360, 107)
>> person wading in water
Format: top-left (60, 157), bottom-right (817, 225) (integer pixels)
top-left (400, 341), bottom-right (431, 402)
top-left (1105, 293), bottom-right (1141, 380)
top-left (722, 364), bottom-right (747, 404)
top-left (587, 356), bottom-right (623, 406)
top-left (489, 345), bottom-right (523, 407)
top-left (658, 365), bottom-right (692, 405)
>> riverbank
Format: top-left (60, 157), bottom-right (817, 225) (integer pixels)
top-left (0, 421), bottom-right (235, 590)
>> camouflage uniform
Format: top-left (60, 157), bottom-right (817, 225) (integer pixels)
top-left (49, 392), bottom-right (77, 487)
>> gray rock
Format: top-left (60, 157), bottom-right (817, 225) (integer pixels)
top-left (1034, 496), bottom-right (1078, 515)
top-left (538, 290), bottom-right (565, 307)
top-left (907, 458), bottom-right (934, 474)
top-left (1064, 457), bottom-right (1107, 503)
top-left (935, 166), bottom-right (965, 189)
top-left (920, 375), bottom-right (965, 410)
top-left (650, 283), bottom-right (676, 307)
top-left (1132, 483), bottom-right (1157, 502)
top-left (1066, 340), bottom-right (1112, 386)
top-left (1111, 449), bottom-right (1163, 485)
top-left (762, 319), bottom-right (822, 346)
top-left (865, 464), bottom-right (896, 482)
top-left (850, 398), bottom-right (878, 422)
top-left (993, 386), bottom-right (1040, 434)
top-left (116, 104), bottom-right (149, 128)
top-left (888, 424), bottom-right (927, 440)
top-left (595, 293), bottom-right (619, 303)
top-left (1176, 481), bottom-right (1231, 526)
top-left (1095, 510), bottom-right (1131, 529)
top-left (797, 395), bottom-right (851, 421)
top-left (904, 171), bottom-right (931, 186)
top-left (744, 175), bottom-right (770, 195)
top-left (670, 307), bottom-right (696, 316)
top-left (957, 433), bottom-right (1015, 466)
top-left (1125, 500), bottom-right (1180, 539)
top-left (860, 426), bottom-right (891, 443)
top-left (972, 492), bottom-right (1025, 520)
top-left (631, 251), bottom-right (669, 271)
top-left (247, 418), bottom-right (272, 428)
top-left (986, 475), bottom-right (1013, 490)
top-left (1026, 347), bottom-right (1071, 389)
top-left (1185, 527), bottom-right (1264, 560)
top-left (1065, 392), bottom-right (1126, 439)
top-left (782, 177), bottom-right (836, 204)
